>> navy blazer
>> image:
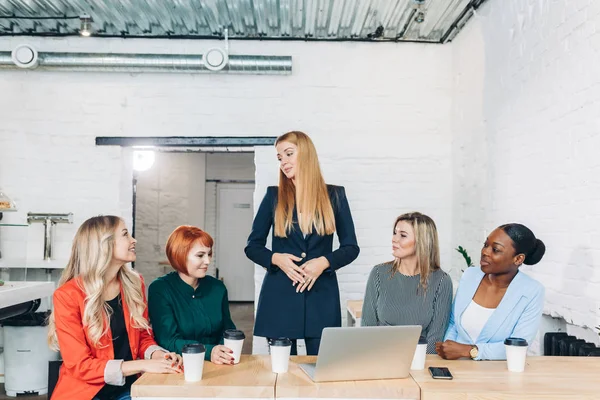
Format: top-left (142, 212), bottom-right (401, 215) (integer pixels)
top-left (245, 185), bottom-right (360, 339)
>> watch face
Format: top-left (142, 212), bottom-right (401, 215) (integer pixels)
top-left (470, 347), bottom-right (478, 358)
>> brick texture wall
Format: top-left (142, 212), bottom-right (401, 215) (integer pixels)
top-left (452, 0), bottom-right (600, 347)
top-left (0, 35), bottom-right (452, 356)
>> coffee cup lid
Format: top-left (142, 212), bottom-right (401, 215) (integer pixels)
top-left (224, 329), bottom-right (246, 340)
top-left (418, 336), bottom-right (427, 345)
top-left (504, 337), bottom-right (528, 347)
top-left (270, 338), bottom-right (292, 347)
top-left (182, 343), bottom-right (206, 354)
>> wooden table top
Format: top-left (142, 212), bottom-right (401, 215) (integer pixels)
top-left (131, 355), bottom-right (276, 398)
top-left (346, 300), bottom-right (363, 319)
top-left (132, 353), bottom-right (600, 399)
top-left (411, 354), bottom-right (600, 400)
top-left (275, 356), bottom-right (420, 399)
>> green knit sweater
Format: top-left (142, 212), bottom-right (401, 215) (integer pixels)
top-left (148, 272), bottom-right (236, 361)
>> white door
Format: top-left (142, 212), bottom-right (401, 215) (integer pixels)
top-left (216, 183), bottom-right (255, 301)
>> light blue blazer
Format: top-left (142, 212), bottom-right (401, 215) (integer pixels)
top-left (444, 266), bottom-right (545, 360)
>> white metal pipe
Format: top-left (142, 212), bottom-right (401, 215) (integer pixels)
top-left (0, 49), bottom-right (292, 74)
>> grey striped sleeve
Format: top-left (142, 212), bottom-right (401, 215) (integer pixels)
top-left (360, 264), bottom-right (454, 354)
top-left (425, 273), bottom-right (453, 353)
top-left (361, 265), bottom-right (381, 326)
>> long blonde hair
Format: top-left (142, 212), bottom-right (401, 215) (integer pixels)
top-left (274, 131), bottom-right (335, 237)
top-left (390, 212), bottom-right (440, 291)
top-left (48, 215), bottom-right (150, 351)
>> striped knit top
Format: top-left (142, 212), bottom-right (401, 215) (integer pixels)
top-left (361, 263), bottom-right (453, 354)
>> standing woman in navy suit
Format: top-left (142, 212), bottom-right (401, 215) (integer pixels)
top-left (245, 131), bottom-right (360, 356)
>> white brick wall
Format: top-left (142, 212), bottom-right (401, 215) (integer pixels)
top-left (0, 36), bottom-right (454, 355)
top-left (450, 16), bottom-right (488, 283)
top-left (0, 38), bottom-right (452, 269)
top-left (452, 0), bottom-right (600, 344)
top-left (4, 2), bottom-right (599, 353)
top-left (0, 39), bottom-right (454, 273)
top-left (4, 3), bottom-right (597, 353)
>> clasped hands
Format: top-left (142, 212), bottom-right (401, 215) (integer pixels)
top-left (272, 253), bottom-right (329, 293)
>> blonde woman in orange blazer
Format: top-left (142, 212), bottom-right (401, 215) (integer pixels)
top-left (47, 216), bottom-right (182, 400)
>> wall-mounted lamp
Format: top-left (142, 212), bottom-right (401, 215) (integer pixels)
top-left (133, 150), bottom-right (155, 172)
top-left (80, 15), bottom-right (93, 37)
top-left (415, 12), bottom-right (425, 23)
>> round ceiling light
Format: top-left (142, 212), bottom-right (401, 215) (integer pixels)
top-left (203, 48), bottom-right (228, 71)
top-left (11, 44), bottom-right (39, 69)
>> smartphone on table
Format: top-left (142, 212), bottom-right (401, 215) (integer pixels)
top-left (428, 366), bottom-right (453, 380)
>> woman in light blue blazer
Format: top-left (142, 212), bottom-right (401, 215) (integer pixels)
top-left (436, 223), bottom-right (545, 361)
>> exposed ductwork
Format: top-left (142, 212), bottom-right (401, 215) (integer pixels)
top-left (0, 44), bottom-right (292, 75)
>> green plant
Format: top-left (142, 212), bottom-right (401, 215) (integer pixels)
top-left (455, 246), bottom-right (473, 271)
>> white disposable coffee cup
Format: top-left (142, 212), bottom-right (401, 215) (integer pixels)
top-left (270, 338), bottom-right (292, 373)
top-left (182, 343), bottom-right (206, 382)
top-left (504, 337), bottom-right (528, 372)
top-left (223, 329), bottom-right (246, 364)
top-left (410, 336), bottom-right (428, 370)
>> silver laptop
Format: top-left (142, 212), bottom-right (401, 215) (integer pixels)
top-left (299, 325), bottom-right (422, 382)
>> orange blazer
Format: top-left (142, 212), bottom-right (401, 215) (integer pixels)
top-left (51, 277), bottom-right (158, 400)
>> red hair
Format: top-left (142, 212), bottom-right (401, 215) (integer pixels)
top-left (165, 226), bottom-right (214, 274)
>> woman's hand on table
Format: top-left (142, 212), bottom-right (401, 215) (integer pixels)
top-left (272, 253), bottom-right (305, 285)
top-left (145, 350), bottom-right (183, 373)
top-left (122, 358), bottom-right (181, 376)
top-left (211, 345), bottom-right (235, 365)
top-left (153, 350), bottom-right (183, 371)
top-left (296, 257), bottom-right (329, 293)
top-left (436, 340), bottom-right (473, 360)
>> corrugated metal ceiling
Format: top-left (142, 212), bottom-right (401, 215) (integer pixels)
top-left (0, 0), bottom-right (487, 43)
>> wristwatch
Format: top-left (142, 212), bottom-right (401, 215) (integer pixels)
top-left (469, 345), bottom-right (479, 359)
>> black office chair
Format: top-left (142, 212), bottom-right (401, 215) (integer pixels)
top-left (47, 360), bottom-right (63, 399)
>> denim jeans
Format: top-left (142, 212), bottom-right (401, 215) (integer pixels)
top-left (93, 390), bottom-right (131, 400)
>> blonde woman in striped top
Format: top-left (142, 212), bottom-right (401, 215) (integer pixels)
top-left (362, 212), bottom-right (453, 353)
